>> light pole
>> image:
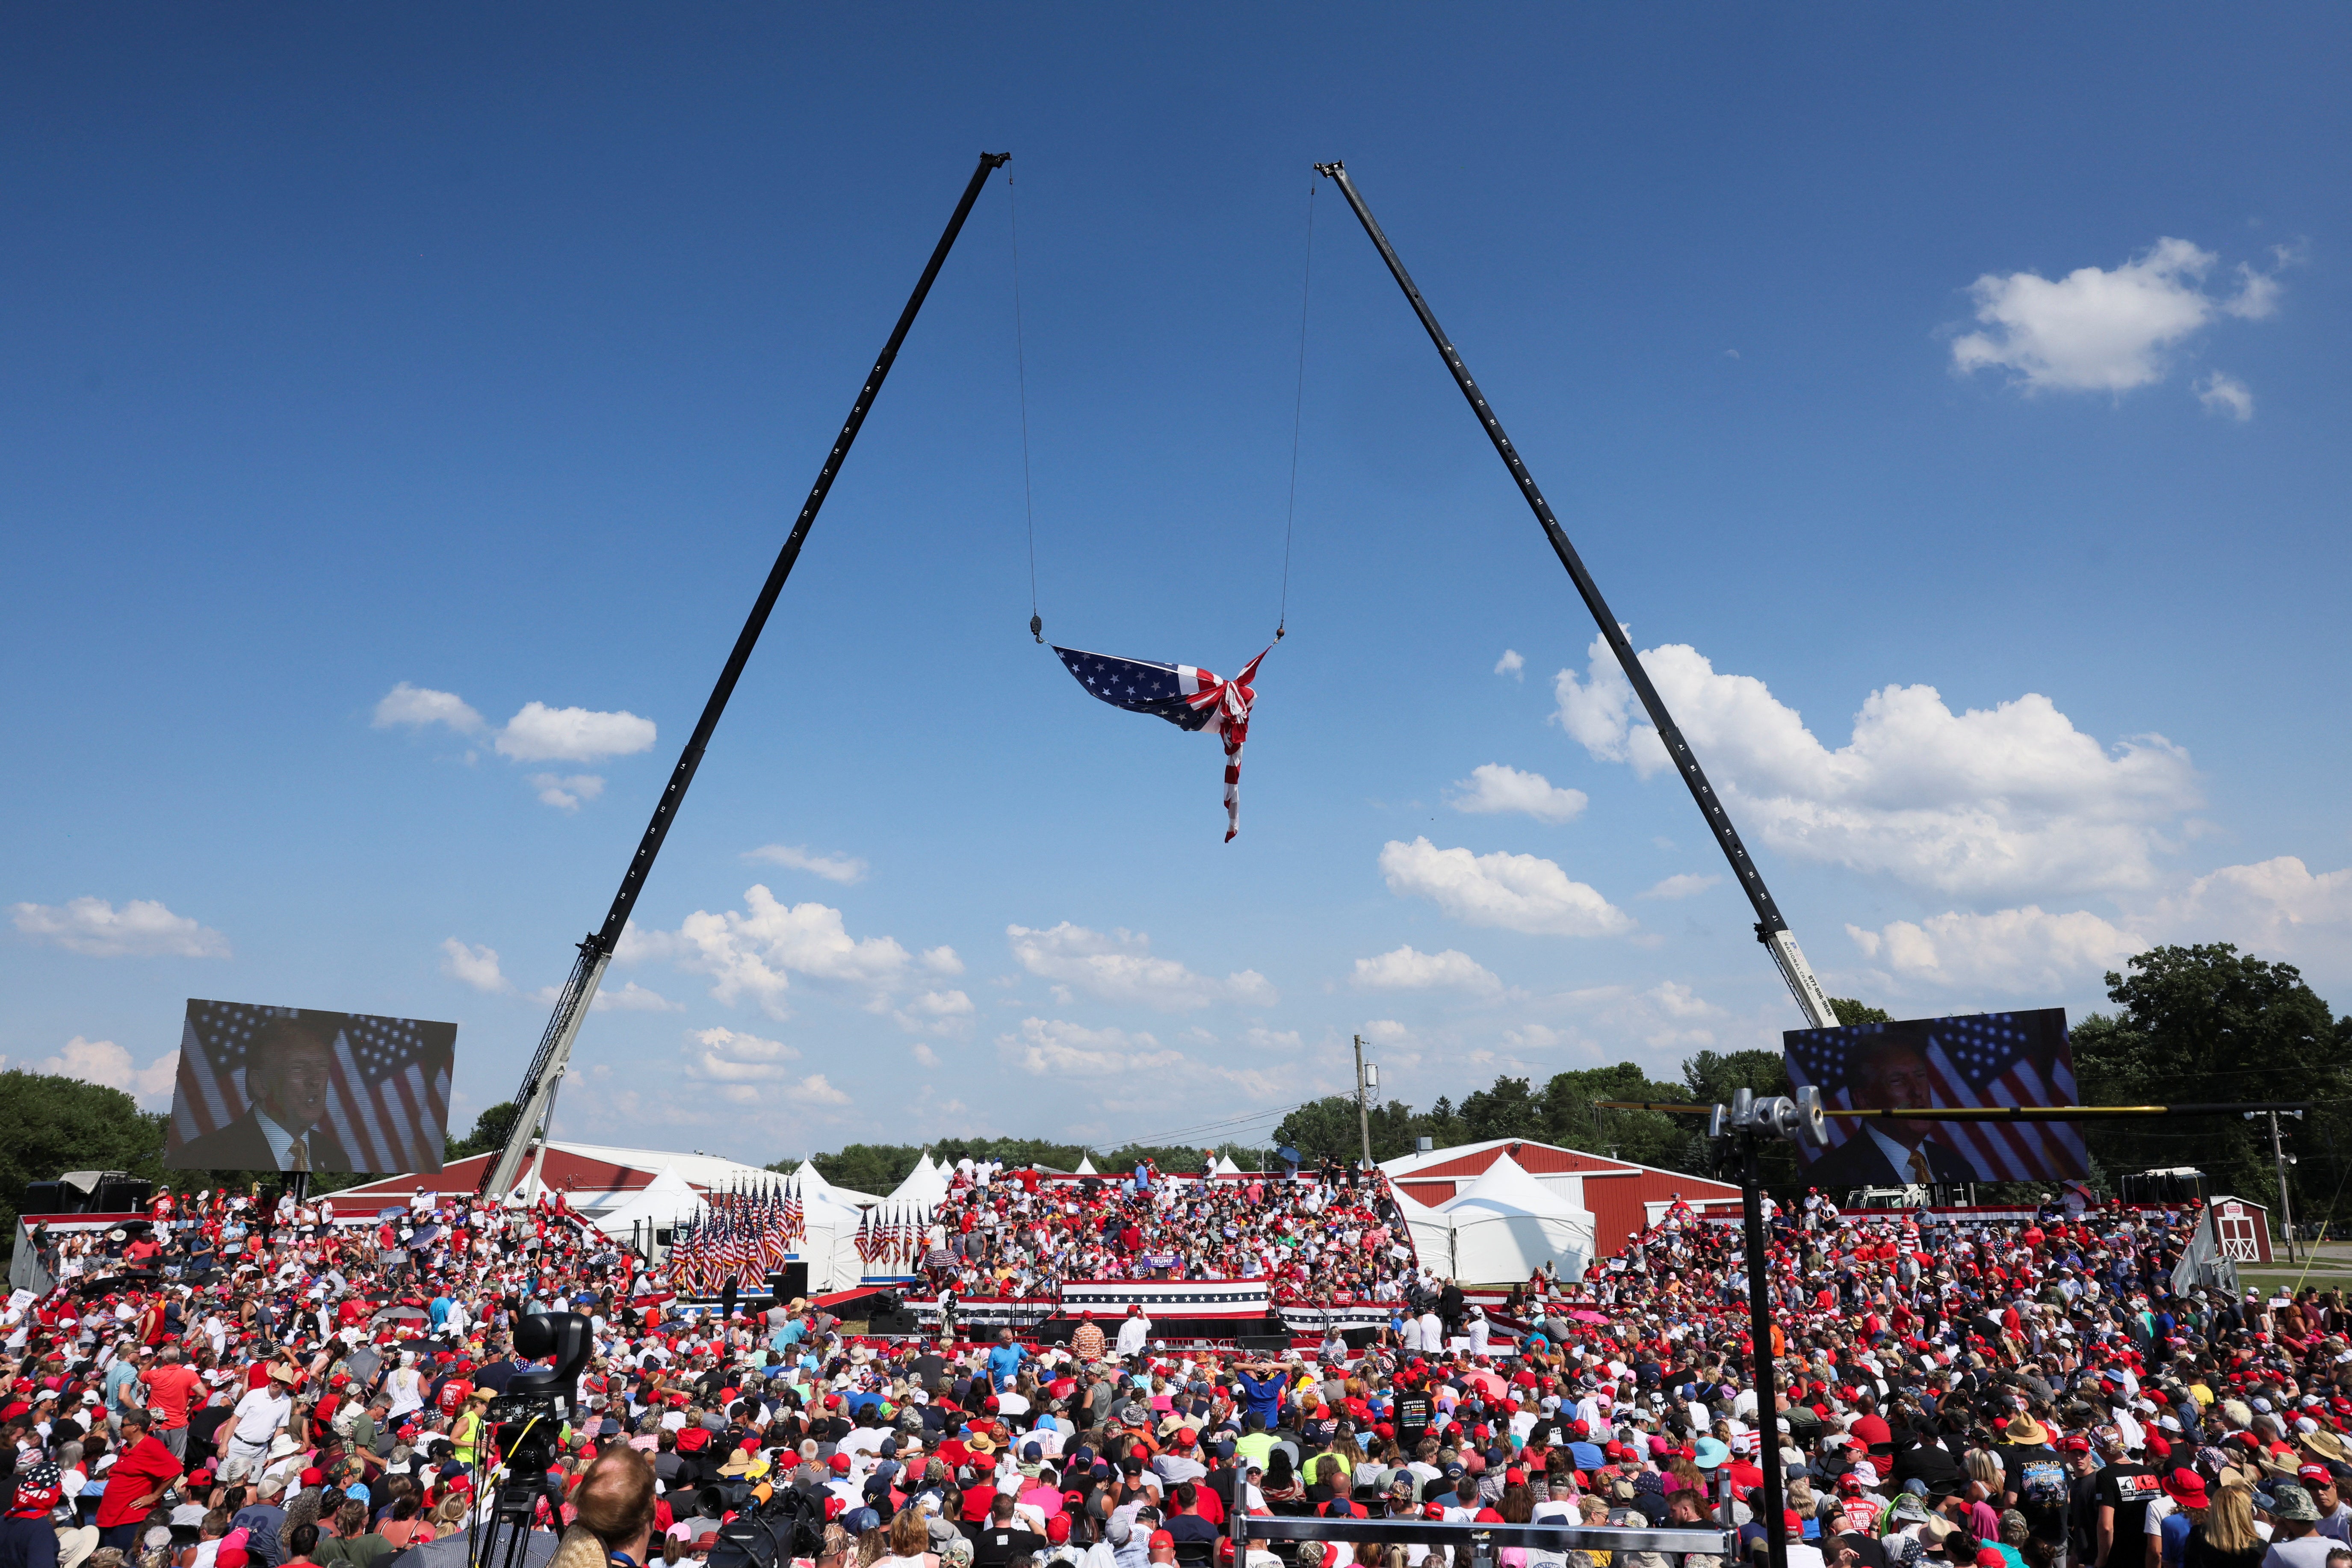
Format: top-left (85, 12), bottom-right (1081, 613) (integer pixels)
top-left (2246, 1109), bottom-right (2303, 1261)
top-left (1353, 1035), bottom-right (1376, 1169)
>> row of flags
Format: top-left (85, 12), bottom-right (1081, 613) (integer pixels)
top-left (853, 1203), bottom-right (934, 1273)
top-left (663, 1179), bottom-right (807, 1296)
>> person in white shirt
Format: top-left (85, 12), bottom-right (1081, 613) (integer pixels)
top-left (1114, 1308), bottom-right (1152, 1360)
top-left (224, 1370), bottom-right (294, 1473)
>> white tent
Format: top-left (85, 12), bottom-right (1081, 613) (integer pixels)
top-left (1391, 1185), bottom-right (1459, 1277)
top-left (1437, 1153), bottom-right (1596, 1283)
top-left (1074, 1154), bottom-right (1098, 1175)
top-left (886, 1154), bottom-right (950, 1207)
top-left (1212, 1155), bottom-right (1243, 1177)
top-left (591, 1165), bottom-right (704, 1240)
top-left (792, 1159), bottom-right (883, 1209)
top-left (790, 1182), bottom-right (872, 1293)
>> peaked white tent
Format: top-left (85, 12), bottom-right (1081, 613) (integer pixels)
top-left (792, 1159), bottom-right (883, 1209)
top-left (1391, 1185), bottom-right (1459, 1276)
top-left (1073, 1154), bottom-right (1098, 1175)
top-left (1437, 1152), bottom-right (1595, 1283)
top-left (790, 1181), bottom-right (872, 1293)
top-left (1212, 1155), bottom-right (1244, 1176)
top-left (591, 1165), bottom-right (703, 1240)
top-left (886, 1154), bottom-right (950, 1207)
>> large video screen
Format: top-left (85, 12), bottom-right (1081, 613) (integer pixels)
top-left (166, 999), bottom-right (455, 1174)
top-left (1783, 1008), bottom-right (2086, 1185)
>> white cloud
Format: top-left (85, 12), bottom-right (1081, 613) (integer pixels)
top-left (921, 947), bottom-right (965, 975)
top-left (999, 1017), bottom-right (1183, 1076)
top-left (1350, 945), bottom-right (1503, 995)
top-left (1447, 763), bottom-right (1588, 824)
top-left (1950, 237), bottom-right (2282, 396)
top-left (1847, 906), bottom-right (2145, 990)
top-left (2196, 372), bottom-right (2254, 421)
top-left (683, 1027), bottom-right (802, 1103)
top-left (373, 682), bottom-right (486, 735)
top-left (495, 702), bottom-right (657, 764)
top-left (798, 1074), bottom-right (851, 1106)
top-left (2155, 857), bottom-right (2352, 959)
top-left (639, 885), bottom-right (916, 1018)
top-left (1551, 632), bottom-right (2198, 898)
top-left (34, 1037), bottom-right (180, 1106)
top-left (894, 989), bottom-right (976, 1034)
top-left (1377, 837), bottom-right (1635, 937)
top-left (439, 938), bottom-right (511, 993)
top-left (744, 844), bottom-right (869, 885)
top-left (529, 774), bottom-right (605, 812)
top-left (1645, 980), bottom-right (1720, 1020)
top-left (1006, 922), bottom-right (1278, 1011)
top-left (595, 980), bottom-right (683, 1012)
top-left (1494, 650), bottom-right (1525, 680)
top-left (12, 897), bottom-right (231, 959)
top-left (912, 1042), bottom-right (943, 1069)
top-left (1640, 873), bottom-right (1722, 901)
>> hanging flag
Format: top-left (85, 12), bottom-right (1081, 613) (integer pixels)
top-left (1052, 643), bottom-right (1273, 841)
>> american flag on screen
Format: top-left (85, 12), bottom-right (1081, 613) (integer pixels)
top-left (1784, 1008), bottom-right (2087, 1182)
top-left (1052, 641), bottom-right (1272, 841)
top-left (170, 999), bottom-right (455, 1173)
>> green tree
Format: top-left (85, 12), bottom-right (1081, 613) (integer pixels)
top-left (0, 1071), bottom-right (169, 1256)
top-left (1459, 1078), bottom-right (1546, 1143)
top-left (447, 1101), bottom-right (520, 1161)
top-left (1270, 1096), bottom-right (1422, 1164)
top-left (1829, 998), bottom-right (1892, 1026)
top-left (1535, 1063), bottom-right (1692, 1167)
top-left (2072, 945), bottom-right (2348, 1213)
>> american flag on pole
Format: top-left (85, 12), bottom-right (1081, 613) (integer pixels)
top-left (1052, 642), bottom-right (1274, 841)
top-left (1784, 1008), bottom-right (2087, 1182)
top-left (168, 999), bottom-right (455, 1173)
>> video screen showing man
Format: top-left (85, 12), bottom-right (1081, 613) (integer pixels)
top-left (167, 1000), bottom-right (455, 1174)
top-left (1785, 1009), bottom-right (2085, 1187)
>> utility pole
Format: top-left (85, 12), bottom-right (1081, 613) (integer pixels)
top-left (1353, 1034), bottom-right (1374, 1170)
top-left (2247, 1109), bottom-right (2303, 1262)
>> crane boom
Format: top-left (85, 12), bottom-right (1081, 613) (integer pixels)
top-left (1311, 161), bottom-right (1838, 1029)
top-left (479, 151), bottom-right (1012, 1199)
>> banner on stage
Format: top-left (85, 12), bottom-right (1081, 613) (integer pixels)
top-left (166, 998), bottom-right (455, 1175)
top-left (1783, 1008), bottom-right (2085, 1184)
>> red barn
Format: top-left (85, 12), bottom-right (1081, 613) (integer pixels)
top-left (1382, 1138), bottom-right (1742, 1261)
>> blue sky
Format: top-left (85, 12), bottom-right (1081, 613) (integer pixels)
top-left (7, 6), bottom-right (2349, 1165)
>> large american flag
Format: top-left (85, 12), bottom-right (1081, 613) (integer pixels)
top-left (170, 999), bottom-right (455, 1174)
top-left (1053, 642), bottom-right (1272, 841)
top-left (1783, 1008), bottom-right (2087, 1182)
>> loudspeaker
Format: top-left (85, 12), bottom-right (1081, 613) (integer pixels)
top-left (94, 1178), bottom-right (152, 1214)
top-left (774, 1264), bottom-right (808, 1305)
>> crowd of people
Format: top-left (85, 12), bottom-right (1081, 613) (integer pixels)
top-left (4, 1175), bottom-right (2349, 1568)
top-left (916, 1161), bottom-right (1418, 1308)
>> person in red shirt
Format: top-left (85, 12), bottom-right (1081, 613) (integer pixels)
top-left (139, 1347), bottom-right (203, 1461)
top-left (96, 1409), bottom-right (183, 1549)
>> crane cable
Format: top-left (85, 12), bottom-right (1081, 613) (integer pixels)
top-left (1016, 175), bottom-right (1320, 647)
top-left (1011, 173), bottom-right (1043, 642)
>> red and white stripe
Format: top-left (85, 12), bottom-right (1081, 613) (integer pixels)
top-left (1924, 1041), bottom-right (2081, 1182)
top-left (323, 1029), bottom-right (449, 1174)
top-left (1180, 645), bottom-right (1269, 843)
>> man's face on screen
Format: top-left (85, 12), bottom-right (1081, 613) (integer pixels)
top-left (1855, 1042), bottom-right (1935, 1146)
top-left (254, 1033), bottom-right (332, 1133)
